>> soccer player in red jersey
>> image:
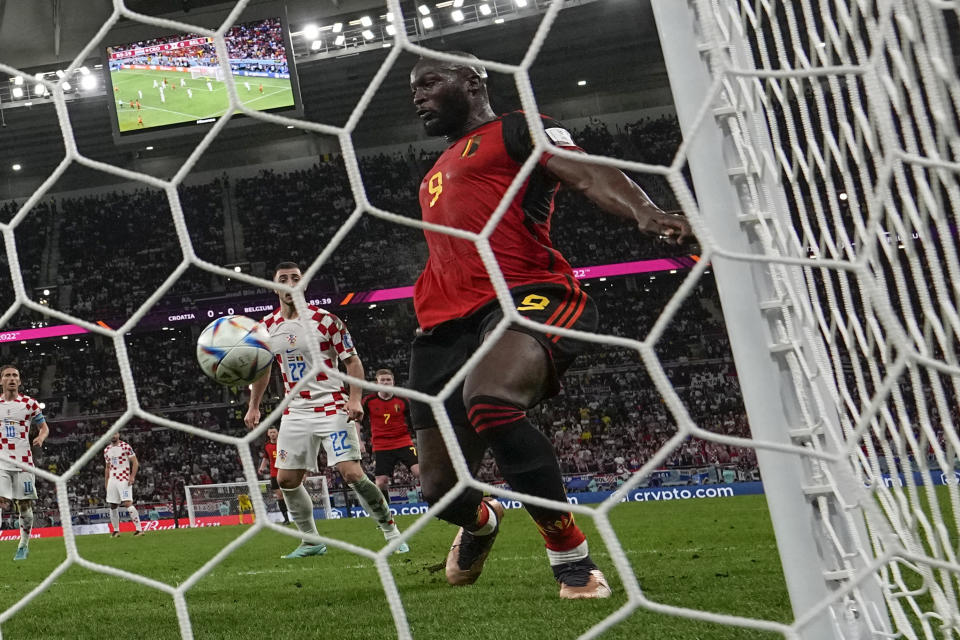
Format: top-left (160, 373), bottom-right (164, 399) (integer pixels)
top-left (0, 365), bottom-right (48, 560)
top-left (361, 369), bottom-right (419, 504)
top-left (258, 427), bottom-right (290, 524)
top-left (407, 53), bottom-right (691, 598)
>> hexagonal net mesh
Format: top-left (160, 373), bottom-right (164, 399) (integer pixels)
top-left (1, 0), bottom-right (959, 638)
top-left (655, 0), bottom-right (960, 638)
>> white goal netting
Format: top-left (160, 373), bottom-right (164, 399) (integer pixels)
top-left (1, 0), bottom-right (959, 639)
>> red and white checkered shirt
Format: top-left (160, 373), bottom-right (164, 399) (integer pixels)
top-left (104, 440), bottom-right (137, 481)
top-left (261, 305), bottom-right (358, 414)
top-left (0, 394), bottom-right (41, 471)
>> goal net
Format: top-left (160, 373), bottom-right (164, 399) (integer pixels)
top-left (189, 66), bottom-right (224, 82)
top-left (185, 477), bottom-right (332, 526)
top-left (654, 0), bottom-right (960, 638)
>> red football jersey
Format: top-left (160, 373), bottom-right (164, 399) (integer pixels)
top-left (362, 393), bottom-right (414, 451)
top-left (414, 111), bottom-right (582, 330)
top-left (263, 442), bottom-right (279, 478)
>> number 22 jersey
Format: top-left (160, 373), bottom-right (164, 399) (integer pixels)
top-left (261, 305), bottom-right (358, 415)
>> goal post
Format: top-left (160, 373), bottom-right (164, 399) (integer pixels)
top-left (653, 0), bottom-right (960, 638)
top-left (189, 66), bottom-right (224, 82)
top-left (184, 477), bottom-right (331, 526)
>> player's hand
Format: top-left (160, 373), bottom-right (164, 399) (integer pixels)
top-left (32, 435), bottom-right (45, 447)
top-left (639, 209), bottom-right (693, 245)
top-left (244, 407), bottom-right (260, 430)
top-left (346, 399), bottom-right (364, 423)
top-left (358, 437), bottom-right (367, 455)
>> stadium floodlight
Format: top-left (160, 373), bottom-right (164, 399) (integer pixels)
top-left (386, 24), bottom-right (397, 36)
top-left (386, 12), bottom-right (394, 22)
top-left (13, 75), bottom-right (23, 85)
top-left (33, 83), bottom-right (45, 96)
top-left (479, 3), bottom-right (492, 16)
top-left (453, 0), bottom-right (464, 6)
top-left (334, 34), bottom-right (345, 46)
top-left (360, 15), bottom-right (372, 27)
top-left (61, 81), bottom-right (71, 91)
top-left (233, 266), bottom-right (242, 273)
top-left (418, 4), bottom-right (430, 15)
top-left (332, 22), bottom-right (343, 32)
top-left (362, 29), bottom-right (374, 40)
top-left (310, 39), bottom-right (322, 50)
top-left (80, 74), bottom-right (97, 90)
top-left (422, 16), bottom-right (434, 29)
top-left (577, 79), bottom-right (587, 86)
top-left (451, 9), bottom-right (464, 22)
top-left (303, 24), bottom-right (320, 40)
top-left (11, 164), bottom-right (21, 171)
top-left (12, 87), bottom-right (23, 98)
top-left (145, 146), bottom-right (154, 150)
top-left (55, 69), bottom-right (65, 78)
top-left (494, 17), bottom-right (504, 23)
top-left (514, 0), bottom-right (527, 6)
top-left (838, 192), bottom-right (848, 201)
top-left (79, 66), bottom-right (90, 75)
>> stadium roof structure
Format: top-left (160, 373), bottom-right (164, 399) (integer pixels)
top-left (0, 0), bottom-right (669, 196)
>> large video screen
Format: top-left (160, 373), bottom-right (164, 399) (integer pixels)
top-left (105, 17), bottom-right (298, 135)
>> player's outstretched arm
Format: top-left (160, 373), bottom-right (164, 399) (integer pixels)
top-left (545, 153), bottom-right (692, 244)
top-left (244, 363), bottom-right (272, 429)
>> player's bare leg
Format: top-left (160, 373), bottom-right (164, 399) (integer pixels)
top-left (462, 329), bottom-right (610, 598)
top-left (14, 499), bottom-right (33, 560)
top-left (338, 460), bottom-right (409, 554)
top-left (375, 473), bottom-right (391, 505)
top-left (122, 499), bottom-right (144, 536)
top-left (277, 468), bottom-right (326, 558)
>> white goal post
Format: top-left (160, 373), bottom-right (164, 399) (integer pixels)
top-left (189, 65), bottom-right (224, 82)
top-left (184, 476), bottom-right (331, 527)
top-left (653, 1), bottom-right (960, 638)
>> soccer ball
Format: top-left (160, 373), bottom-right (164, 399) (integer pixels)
top-left (196, 315), bottom-right (273, 386)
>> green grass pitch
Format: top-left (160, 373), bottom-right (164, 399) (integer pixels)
top-left (110, 69), bottom-right (294, 132)
top-left (0, 496), bottom-right (795, 639)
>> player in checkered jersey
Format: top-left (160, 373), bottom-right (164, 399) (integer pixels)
top-left (245, 262), bottom-right (409, 558)
top-left (103, 432), bottom-right (144, 537)
top-left (0, 364), bottom-right (49, 560)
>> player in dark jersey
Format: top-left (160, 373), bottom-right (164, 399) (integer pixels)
top-left (361, 369), bottom-right (420, 504)
top-left (408, 52), bottom-right (691, 599)
top-left (258, 427), bottom-right (290, 524)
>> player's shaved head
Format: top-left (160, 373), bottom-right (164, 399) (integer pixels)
top-left (413, 51), bottom-right (488, 83)
top-left (411, 51), bottom-right (496, 140)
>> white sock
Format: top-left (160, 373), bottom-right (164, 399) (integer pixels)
top-left (473, 502), bottom-right (498, 537)
top-left (127, 506), bottom-right (142, 532)
top-left (110, 508), bottom-right (120, 532)
top-left (18, 505), bottom-right (33, 545)
top-left (546, 540), bottom-right (589, 566)
top-left (350, 476), bottom-right (395, 531)
top-left (281, 484), bottom-right (319, 543)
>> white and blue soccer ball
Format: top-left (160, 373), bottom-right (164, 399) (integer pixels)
top-left (196, 315), bottom-right (273, 386)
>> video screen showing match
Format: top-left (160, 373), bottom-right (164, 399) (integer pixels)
top-left (106, 17), bottom-right (296, 134)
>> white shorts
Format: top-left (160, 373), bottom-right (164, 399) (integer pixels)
top-left (277, 411), bottom-right (361, 472)
top-left (106, 478), bottom-right (133, 504)
top-left (0, 469), bottom-right (37, 501)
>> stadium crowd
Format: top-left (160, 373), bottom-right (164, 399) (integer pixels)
top-left (1, 114), bottom-right (761, 526)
